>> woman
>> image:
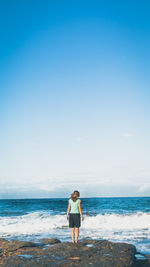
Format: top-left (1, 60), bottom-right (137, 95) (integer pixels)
top-left (66, 190), bottom-right (83, 243)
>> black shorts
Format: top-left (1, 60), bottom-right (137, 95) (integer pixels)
top-left (69, 213), bottom-right (81, 228)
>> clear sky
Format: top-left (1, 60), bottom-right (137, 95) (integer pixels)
top-left (0, 0), bottom-right (150, 198)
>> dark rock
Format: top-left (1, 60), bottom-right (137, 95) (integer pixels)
top-left (39, 238), bottom-right (61, 245)
top-left (146, 254), bottom-right (150, 266)
top-left (0, 248), bottom-right (2, 256)
top-left (0, 237), bottom-right (149, 266)
top-left (135, 253), bottom-right (149, 267)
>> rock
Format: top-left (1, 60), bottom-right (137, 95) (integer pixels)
top-left (146, 254), bottom-right (150, 265)
top-left (0, 248), bottom-right (2, 256)
top-left (135, 253), bottom-right (150, 267)
top-left (0, 237), bottom-right (149, 266)
top-left (39, 238), bottom-right (61, 245)
top-left (7, 240), bottom-right (37, 252)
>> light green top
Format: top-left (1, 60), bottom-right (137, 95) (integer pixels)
top-left (69, 198), bottom-right (81, 214)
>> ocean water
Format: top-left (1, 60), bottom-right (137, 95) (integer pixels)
top-left (0, 197), bottom-right (149, 254)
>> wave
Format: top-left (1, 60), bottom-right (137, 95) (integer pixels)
top-left (0, 211), bottom-right (150, 237)
top-left (82, 212), bottom-right (150, 230)
top-left (0, 211), bottom-right (150, 253)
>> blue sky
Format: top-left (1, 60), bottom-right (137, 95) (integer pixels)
top-left (0, 0), bottom-right (150, 198)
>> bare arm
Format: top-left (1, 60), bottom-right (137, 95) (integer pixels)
top-left (78, 202), bottom-right (84, 221)
top-left (66, 202), bottom-right (70, 220)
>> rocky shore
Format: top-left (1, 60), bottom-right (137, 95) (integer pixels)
top-left (0, 238), bottom-right (149, 267)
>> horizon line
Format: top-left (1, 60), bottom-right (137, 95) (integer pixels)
top-left (0, 196), bottom-right (149, 200)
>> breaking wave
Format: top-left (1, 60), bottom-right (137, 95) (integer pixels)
top-left (0, 211), bottom-right (150, 253)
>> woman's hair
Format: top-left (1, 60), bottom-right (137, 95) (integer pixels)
top-left (71, 190), bottom-right (80, 202)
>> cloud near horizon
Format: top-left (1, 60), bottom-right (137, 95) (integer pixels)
top-left (138, 183), bottom-right (150, 193)
top-left (0, 179), bottom-right (149, 198)
top-left (123, 133), bottom-right (133, 137)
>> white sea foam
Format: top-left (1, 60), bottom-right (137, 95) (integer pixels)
top-left (0, 212), bottom-right (67, 236)
top-left (82, 212), bottom-right (150, 230)
top-left (0, 211), bottom-right (150, 253)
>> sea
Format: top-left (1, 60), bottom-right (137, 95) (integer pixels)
top-left (0, 197), bottom-right (149, 254)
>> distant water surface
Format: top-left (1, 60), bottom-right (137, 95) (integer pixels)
top-left (0, 197), bottom-right (149, 254)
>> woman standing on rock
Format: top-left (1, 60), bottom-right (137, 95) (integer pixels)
top-left (67, 190), bottom-right (83, 243)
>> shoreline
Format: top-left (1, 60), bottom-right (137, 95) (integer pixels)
top-left (0, 237), bottom-right (149, 266)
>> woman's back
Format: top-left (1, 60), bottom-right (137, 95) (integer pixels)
top-left (69, 198), bottom-right (81, 214)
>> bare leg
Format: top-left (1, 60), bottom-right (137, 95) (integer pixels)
top-left (71, 228), bottom-right (74, 243)
top-left (75, 228), bottom-right (79, 243)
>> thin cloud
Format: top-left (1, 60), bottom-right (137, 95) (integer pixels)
top-left (76, 135), bottom-right (88, 143)
top-left (123, 133), bottom-right (133, 137)
top-left (138, 183), bottom-right (150, 193)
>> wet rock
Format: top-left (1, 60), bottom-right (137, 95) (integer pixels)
top-left (0, 248), bottom-right (2, 256)
top-left (146, 254), bottom-right (150, 265)
top-left (39, 238), bottom-right (61, 245)
top-left (7, 240), bottom-right (37, 252)
top-left (135, 253), bottom-right (149, 267)
top-left (0, 237), bottom-right (149, 266)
